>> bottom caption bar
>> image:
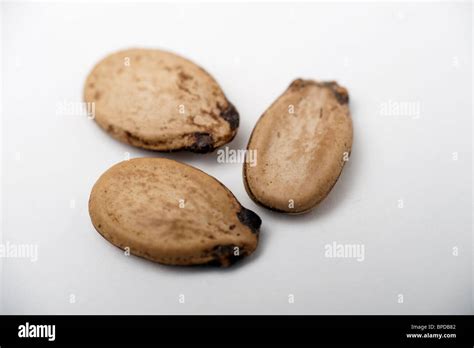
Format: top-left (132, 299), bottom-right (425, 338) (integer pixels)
top-left (0, 315), bottom-right (473, 347)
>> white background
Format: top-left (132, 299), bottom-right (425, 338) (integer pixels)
top-left (1, 1), bottom-right (472, 314)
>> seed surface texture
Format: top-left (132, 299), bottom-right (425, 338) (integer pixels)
top-left (89, 158), bottom-right (261, 267)
top-left (244, 79), bottom-right (353, 214)
top-left (84, 49), bottom-right (239, 153)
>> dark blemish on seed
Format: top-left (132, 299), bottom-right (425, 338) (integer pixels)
top-left (175, 68), bottom-right (199, 98)
top-left (123, 131), bottom-right (166, 147)
top-left (333, 87), bottom-right (349, 104)
top-left (237, 207), bottom-right (262, 235)
top-left (189, 132), bottom-right (214, 153)
top-left (178, 71), bottom-right (193, 81)
top-left (208, 245), bottom-right (245, 267)
top-left (319, 108), bottom-right (323, 118)
top-left (229, 224), bottom-right (236, 230)
top-left (88, 82), bottom-right (95, 88)
top-left (124, 130), bottom-right (138, 142)
top-left (176, 83), bottom-right (194, 96)
top-left (220, 102), bottom-right (239, 130)
top-left (322, 81), bottom-right (349, 105)
top-left (94, 91), bottom-right (101, 100)
top-left (289, 78), bottom-right (306, 89)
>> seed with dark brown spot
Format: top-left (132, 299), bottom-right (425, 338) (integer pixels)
top-left (89, 158), bottom-right (261, 267)
top-left (220, 102), bottom-right (239, 130)
top-left (84, 48), bottom-right (239, 153)
top-left (189, 132), bottom-right (214, 153)
top-left (210, 245), bottom-right (245, 267)
top-left (237, 207), bottom-right (262, 234)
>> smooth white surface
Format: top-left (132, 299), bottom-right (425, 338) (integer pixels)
top-left (1, 1), bottom-right (472, 314)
